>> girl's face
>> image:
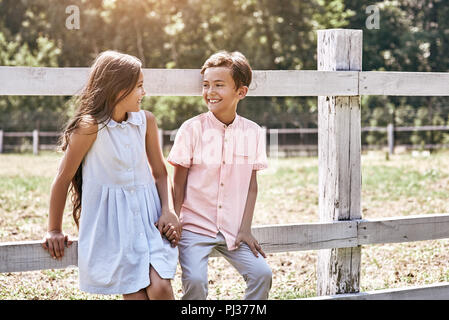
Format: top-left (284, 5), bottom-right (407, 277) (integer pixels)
top-left (113, 70), bottom-right (146, 121)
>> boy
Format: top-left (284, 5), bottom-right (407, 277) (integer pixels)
top-left (167, 51), bottom-right (272, 300)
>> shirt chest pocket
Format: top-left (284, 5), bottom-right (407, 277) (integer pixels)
top-left (233, 149), bottom-right (249, 165)
top-left (231, 134), bottom-right (257, 165)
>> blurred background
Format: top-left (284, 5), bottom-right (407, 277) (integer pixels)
top-left (1, 0), bottom-right (449, 154)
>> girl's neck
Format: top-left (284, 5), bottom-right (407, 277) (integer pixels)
top-left (112, 111), bottom-right (128, 123)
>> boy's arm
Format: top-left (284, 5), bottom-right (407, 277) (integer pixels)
top-left (235, 170), bottom-right (266, 258)
top-left (173, 165), bottom-right (189, 217)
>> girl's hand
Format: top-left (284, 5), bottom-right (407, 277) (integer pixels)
top-left (41, 230), bottom-right (73, 260)
top-left (235, 231), bottom-right (266, 258)
top-left (155, 211), bottom-right (181, 247)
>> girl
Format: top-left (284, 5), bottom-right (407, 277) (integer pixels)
top-left (41, 51), bottom-right (181, 300)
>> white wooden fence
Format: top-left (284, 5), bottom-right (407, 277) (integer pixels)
top-left (1, 28), bottom-right (449, 299)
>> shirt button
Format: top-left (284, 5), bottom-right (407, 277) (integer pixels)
top-left (130, 189), bottom-right (135, 193)
top-left (220, 183), bottom-right (224, 187)
top-left (222, 161), bottom-right (225, 164)
top-left (127, 168), bottom-right (132, 172)
top-left (218, 205), bottom-right (222, 209)
top-left (125, 144), bottom-right (130, 148)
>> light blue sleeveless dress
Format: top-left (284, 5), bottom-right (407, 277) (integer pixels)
top-left (77, 110), bottom-right (178, 295)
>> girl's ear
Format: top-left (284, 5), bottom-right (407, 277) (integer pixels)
top-left (237, 86), bottom-right (249, 99)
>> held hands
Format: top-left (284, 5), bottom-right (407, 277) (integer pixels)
top-left (41, 230), bottom-right (73, 260)
top-left (235, 231), bottom-right (266, 258)
top-left (155, 210), bottom-right (181, 248)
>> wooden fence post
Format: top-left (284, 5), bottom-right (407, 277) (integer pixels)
top-left (268, 128), bottom-right (279, 159)
top-left (261, 126), bottom-right (267, 156)
top-left (388, 123), bottom-right (394, 155)
top-left (32, 129), bottom-right (39, 155)
top-left (316, 29), bottom-right (363, 295)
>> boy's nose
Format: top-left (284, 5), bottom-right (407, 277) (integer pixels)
top-left (207, 86), bottom-right (215, 94)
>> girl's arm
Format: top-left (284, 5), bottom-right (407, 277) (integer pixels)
top-left (235, 170), bottom-right (266, 258)
top-left (144, 111), bottom-right (181, 245)
top-left (42, 121), bottom-right (97, 260)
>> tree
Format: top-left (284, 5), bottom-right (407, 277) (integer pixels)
top-left (0, 31), bottom-right (67, 131)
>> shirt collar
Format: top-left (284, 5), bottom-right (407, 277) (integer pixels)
top-left (106, 111), bottom-right (144, 128)
top-left (206, 111), bottom-right (239, 130)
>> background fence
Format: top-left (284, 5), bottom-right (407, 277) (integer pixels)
top-left (2, 125), bottom-right (449, 156)
top-left (2, 28), bottom-right (449, 299)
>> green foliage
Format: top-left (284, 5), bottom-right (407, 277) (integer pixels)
top-left (0, 29), bottom-right (69, 131)
top-left (0, 0), bottom-right (448, 146)
top-left (345, 0), bottom-right (449, 146)
top-left (143, 96), bottom-right (206, 129)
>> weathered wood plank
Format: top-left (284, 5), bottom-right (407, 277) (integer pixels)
top-left (2, 66), bottom-right (449, 96)
top-left (249, 70), bottom-right (358, 96)
top-left (358, 213), bottom-right (449, 245)
top-left (360, 71), bottom-right (449, 96)
top-left (0, 66), bottom-right (358, 97)
top-left (246, 221), bottom-right (357, 253)
top-left (316, 28), bottom-right (363, 296)
top-left (0, 67), bottom-right (89, 96)
top-left (0, 222), bottom-right (357, 272)
top-left (0, 240), bottom-right (78, 273)
top-left (2, 214), bottom-right (449, 273)
top-left (307, 282), bottom-right (449, 300)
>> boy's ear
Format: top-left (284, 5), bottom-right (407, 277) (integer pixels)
top-left (237, 86), bottom-right (249, 100)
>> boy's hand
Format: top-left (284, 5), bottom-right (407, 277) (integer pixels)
top-left (41, 230), bottom-right (73, 260)
top-left (155, 211), bottom-right (181, 247)
top-left (235, 231), bottom-right (266, 258)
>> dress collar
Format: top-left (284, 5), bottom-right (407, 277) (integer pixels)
top-left (106, 111), bottom-right (144, 128)
top-left (206, 111), bottom-right (239, 129)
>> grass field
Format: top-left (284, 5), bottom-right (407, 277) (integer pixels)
top-left (1, 150), bottom-right (449, 299)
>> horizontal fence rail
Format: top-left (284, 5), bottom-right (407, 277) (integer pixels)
top-left (2, 67), bottom-right (449, 96)
top-left (308, 282), bottom-right (449, 300)
top-left (2, 213), bottom-right (449, 274)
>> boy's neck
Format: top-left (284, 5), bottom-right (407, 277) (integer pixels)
top-left (212, 111), bottom-right (236, 126)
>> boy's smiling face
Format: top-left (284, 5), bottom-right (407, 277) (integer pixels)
top-left (202, 67), bottom-right (248, 124)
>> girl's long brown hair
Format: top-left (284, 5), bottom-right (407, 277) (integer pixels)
top-left (59, 51), bottom-right (142, 229)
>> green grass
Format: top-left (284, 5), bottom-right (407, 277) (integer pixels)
top-left (1, 150), bottom-right (449, 299)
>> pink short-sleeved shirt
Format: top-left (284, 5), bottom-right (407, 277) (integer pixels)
top-left (167, 111), bottom-right (268, 250)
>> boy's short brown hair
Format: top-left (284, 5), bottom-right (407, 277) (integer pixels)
top-left (200, 51), bottom-right (252, 89)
